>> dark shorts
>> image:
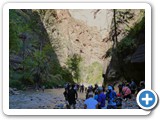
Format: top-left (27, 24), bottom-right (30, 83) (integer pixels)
top-left (68, 100), bottom-right (76, 105)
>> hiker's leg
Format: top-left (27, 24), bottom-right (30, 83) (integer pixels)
top-left (73, 104), bottom-right (76, 109)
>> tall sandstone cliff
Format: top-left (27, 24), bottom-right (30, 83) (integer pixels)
top-left (35, 9), bottom-right (143, 84)
top-left (35, 9), bottom-right (113, 84)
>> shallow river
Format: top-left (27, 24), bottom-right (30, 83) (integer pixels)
top-left (9, 88), bottom-right (86, 109)
top-left (9, 88), bottom-right (139, 109)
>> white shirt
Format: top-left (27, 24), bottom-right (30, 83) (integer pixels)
top-left (84, 98), bottom-right (98, 109)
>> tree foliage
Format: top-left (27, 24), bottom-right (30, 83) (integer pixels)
top-left (9, 9), bottom-right (74, 89)
top-left (67, 54), bottom-right (82, 83)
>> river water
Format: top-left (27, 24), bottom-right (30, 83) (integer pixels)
top-left (9, 88), bottom-right (139, 109)
top-left (9, 88), bottom-right (86, 109)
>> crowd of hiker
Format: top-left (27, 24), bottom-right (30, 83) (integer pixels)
top-left (63, 80), bottom-right (145, 109)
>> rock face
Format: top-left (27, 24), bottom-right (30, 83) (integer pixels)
top-left (103, 10), bottom-right (145, 83)
top-left (37, 9), bottom-right (114, 84)
top-left (69, 9), bottom-right (113, 40)
top-left (9, 9), bottom-right (144, 88)
top-left (35, 9), bottom-right (144, 84)
top-left (9, 9), bottom-right (71, 88)
top-left (41, 10), bottom-right (113, 65)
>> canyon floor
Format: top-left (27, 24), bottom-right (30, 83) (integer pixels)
top-left (9, 88), bottom-right (139, 109)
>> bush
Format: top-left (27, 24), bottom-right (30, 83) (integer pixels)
top-left (9, 80), bottom-right (24, 90)
top-left (43, 74), bottom-right (66, 89)
top-left (66, 54), bottom-right (82, 83)
top-left (116, 37), bottom-right (136, 58)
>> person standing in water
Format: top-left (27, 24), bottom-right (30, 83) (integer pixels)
top-left (67, 84), bottom-right (78, 109)
top-left (97, 87), bottom-right (106, 109)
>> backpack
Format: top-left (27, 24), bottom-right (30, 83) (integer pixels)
top-left (115, 97), bottom-right (122, 106)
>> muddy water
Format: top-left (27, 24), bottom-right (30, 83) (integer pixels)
top-left (9, 88), bottom-right (86, 109)
top-left (45, 88), bottom-right (86, 99)
top-left (9, 88), bottom-right (139, 109)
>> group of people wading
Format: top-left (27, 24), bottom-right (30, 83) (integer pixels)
top-left (63, 80), bottom-right (145, 109)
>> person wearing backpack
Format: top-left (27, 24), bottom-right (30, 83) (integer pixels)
top-left (106, 86), bottom-right (117, 109)
top-left (122, 85), bottom-right (132, 100)
top-left (97, 87), bottom-right (106, 109)
top-left (67, 84), bottom-right (78, 109)
top-left (130, 80), bottom-right (137, 94)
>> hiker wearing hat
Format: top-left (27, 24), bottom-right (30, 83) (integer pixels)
top-left (84, 92), bottom-right (98, 109)
top-left (106, 86), bottom-right (117, 109)
top-left (106, 86), bottom-right (117, 101)
top-left (97, 87), bottom-right (106, 109)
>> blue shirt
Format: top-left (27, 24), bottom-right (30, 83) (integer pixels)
top-left (84, 98), bottom-right (98, 109)
top-left (107, 90), bottom-right (117, 105)
top-left (97, 93), bottom-right (106, 108)
top-left (94, 95), bottom-right (98, 101)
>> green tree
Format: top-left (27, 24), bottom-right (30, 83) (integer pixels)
top-left (67, 54), bottom-right (82, 83)
top-left (9, 9), bottom-right (75, 89)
